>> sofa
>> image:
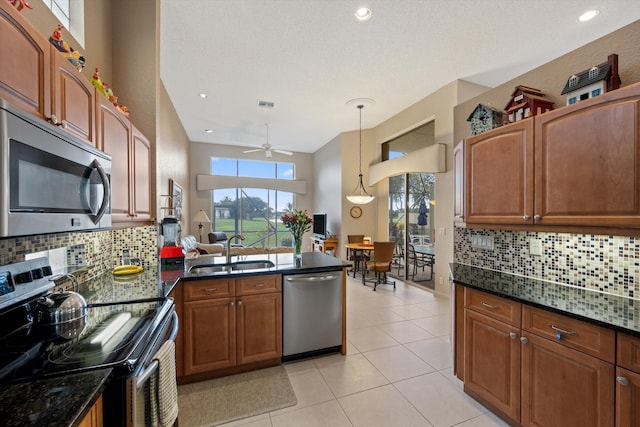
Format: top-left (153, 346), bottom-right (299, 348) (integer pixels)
top-left (181, 235), bottom-right (293, 260)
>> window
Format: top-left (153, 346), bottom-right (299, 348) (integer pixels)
top-left (589, 66), bottom-right (599, 80)
top-left (568, 75), bottom-right (579, 87)
top-left (210, 158), bottom-right (294, 248)
top-left (41, 0), bottom-right (85, 47)
top-left (568, 97), bottom-right (577, 105)
top-left (591, 88), bottom-right (602, 97)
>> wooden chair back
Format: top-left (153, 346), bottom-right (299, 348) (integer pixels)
top-left (348, 235), bottom-right (364, 243)
top-left (372, 241), bottom-right (396, 271)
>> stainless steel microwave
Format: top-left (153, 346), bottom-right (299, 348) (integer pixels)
top-left (0, 99), bottom-right (111, 237)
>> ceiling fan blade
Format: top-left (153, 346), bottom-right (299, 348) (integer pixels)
top-left (273, 149), bottom-right (293, 156)
top-left (243, 148), bottom-right (262, 153)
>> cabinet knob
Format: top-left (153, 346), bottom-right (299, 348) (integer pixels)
top-left (237, 300), bottom-right (243, 306)
top-left (617, 376), bottom-right (630, 386)
top-left (523, 215), bottom-right (530, 221)
top-left (58, 120), bottom-right (68, 129)
top-left (47, 115), bottom-right (59, 125)
top-left (534, 214), bottom-right (541, 221)
top-left (230, 301), bottom-right (235, 306)
top-left (520, 337), bottom-right (529, 344)
top-left (509, 332), bottom-right (517, 339)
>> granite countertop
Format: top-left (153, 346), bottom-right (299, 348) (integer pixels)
top-left (450, 263), bottom-right (640, 337)
top-left (0, 368), bottom-right (112, 427)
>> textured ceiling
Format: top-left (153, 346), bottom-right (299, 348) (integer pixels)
top-left (160, 1), bottom-right (640, 155)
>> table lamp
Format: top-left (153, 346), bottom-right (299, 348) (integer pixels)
top-left (192, 210), bottom-right (211, 243)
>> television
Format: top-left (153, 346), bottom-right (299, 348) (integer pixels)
top-left (313, 213), bottom-right (327, 238)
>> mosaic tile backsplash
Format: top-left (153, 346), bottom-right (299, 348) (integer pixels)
top-left (454, 228), bottom-right (640, 299)
top-left (0, 226), bottom-right (158, 289)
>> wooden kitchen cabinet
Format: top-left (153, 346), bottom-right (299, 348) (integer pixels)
top-left (51, 51), bottom-right (96, 145)
top-left (465, 119), bottom-right (533, 225)
top-left (453, 141), bottom-right (465, 224)
top-left (616, 333), bottom-right (640, 426)
top-left (462, 82), bottom-right (640, 230)
top-left (180, 275), bottom-right (282, 381)
top-left (0, 3), bottom-right (51, 121)
top-left (464, 288), bottom-right (522, 422)
top-left (78, 395), bottom-right (103, 427)
top-left (97, 95), bottom-right (153, 225)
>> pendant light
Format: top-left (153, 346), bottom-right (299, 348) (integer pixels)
top-left (346, 104), bottom-right (375, 204)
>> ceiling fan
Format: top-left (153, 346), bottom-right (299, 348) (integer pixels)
top-left (243, 124), bottom-right (293, 158)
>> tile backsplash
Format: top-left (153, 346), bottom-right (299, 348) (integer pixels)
top-left (454, 228), bottom-right (639, 299)
top-left (0, 226), bottom-right (158, 286)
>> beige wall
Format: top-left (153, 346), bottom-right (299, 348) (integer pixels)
top-left (313, 134), bottom-right (343, 254)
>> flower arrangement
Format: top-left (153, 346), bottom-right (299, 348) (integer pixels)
top-left (281, 209), bottom-right (313, 257)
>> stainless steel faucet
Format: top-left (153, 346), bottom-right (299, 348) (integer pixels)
top-left (226, 234), bottom-right (245, 264)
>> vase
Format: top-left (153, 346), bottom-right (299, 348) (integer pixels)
top-left (292, 234), bottom-right (303, 260)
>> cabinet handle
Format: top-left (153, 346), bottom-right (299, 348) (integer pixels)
top-left (520, 337), bottom-right (528, 344)
top-left (617, 376), bottom-right (630, 386)
top-left (253, 283), bottom-right (265, 288)
top-left (534, 214), bottom-right (541, 221)
top-left (549, 324), bottom-right (577, 340)
top-left (47, 115), bottom-right (59, 125)
top-left (230, 301), bottom-right (235, 306)
top-left (523, 215), bottom-right (530, 221)
top-left (57, 119), bottom-right (68, 129)
top-left (237, 300), bottom-right (243, 306)
top-left (203, 287), bottom-right (218, 293)
top-left (509, 332), bottom-right (517, 339)
top-left (481, 301), bottom-right (499, 309)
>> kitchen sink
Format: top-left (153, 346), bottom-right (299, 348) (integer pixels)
top-left (187, 260), bottom-right (275, 274)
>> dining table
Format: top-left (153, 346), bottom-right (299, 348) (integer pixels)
top-left (345, 242), bottom-right (374, 278)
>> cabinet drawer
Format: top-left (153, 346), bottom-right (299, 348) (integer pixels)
top-left (617, 333), bottom-right (640, 373)
top-left (522, 306), bottom-right (615, 363)
top-left (184, 279), bottom-right (235, 301)
top-left (464, 288), bottom-right (521, 327)
top-left (237, 274), bottom-right (281, 295)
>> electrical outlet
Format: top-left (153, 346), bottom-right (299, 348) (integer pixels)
top-left (471, 235), bottom-right (494, 250)
top-left (529, 238), bottom-right (543, 256)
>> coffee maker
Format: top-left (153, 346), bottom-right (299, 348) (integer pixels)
top-left (159, 216), bottom-right (184, 268)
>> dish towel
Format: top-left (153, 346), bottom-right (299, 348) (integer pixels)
top-left (149, 340), bottom-right (178, 426)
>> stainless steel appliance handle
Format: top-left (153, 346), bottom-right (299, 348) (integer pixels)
top-left (285, 275), bottom-right (339, 282)
top-left (135, 310), bottom-right (178, 391)
top-left (90, 159), bottom-right (111, 224)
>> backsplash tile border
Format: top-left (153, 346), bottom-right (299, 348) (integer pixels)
top-left (454, 228), bottom-right (639, 299)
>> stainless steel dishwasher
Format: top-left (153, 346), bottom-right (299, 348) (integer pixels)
top-left (282, 271), bottom-right (343, 361)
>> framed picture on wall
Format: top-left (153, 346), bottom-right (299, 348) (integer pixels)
top-left (168, 178), bottom-right (183, 222)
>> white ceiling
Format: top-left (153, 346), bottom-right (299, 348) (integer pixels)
top-left (160, 1), bottom-right (640, 155)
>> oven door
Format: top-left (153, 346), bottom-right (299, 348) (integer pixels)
top-left (126, 309), bottom-right (178, 427)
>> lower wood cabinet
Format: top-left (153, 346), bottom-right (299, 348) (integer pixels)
top-left (180, 275), bottom-right (282, 379)
top-left (78, 395), bottom-right (103, 427)
top-left (461, 287), bottom-right (616, 427)
top-left (616, 333), bottom-right (640, 427)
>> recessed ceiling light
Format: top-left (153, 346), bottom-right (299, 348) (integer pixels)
top-left (578, 9), bottom-right (599, 23)
top-left (354, 7), bottom-right (372, 22)
top-left (198, 93), bottom-right (207, 98)
top-left (205, 129), bottom-right (213, 133)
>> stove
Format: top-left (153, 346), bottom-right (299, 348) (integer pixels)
top-left (0, 258), bottom-right (178, 426)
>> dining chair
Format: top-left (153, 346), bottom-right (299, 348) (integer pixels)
top-left (362, 241), bottom-right (396, 291)
top-left (407, 243), bottom-right (434, 280)
top-left (347, 234), bottom-right (367, 277)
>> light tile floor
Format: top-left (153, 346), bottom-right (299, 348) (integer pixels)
top-left (218, 275), bottom-right (509, 427)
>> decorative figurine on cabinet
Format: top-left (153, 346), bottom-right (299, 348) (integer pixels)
top-left (8, 0), bottom-right (32, 12)
top-left (49, 24), bottom-right (85, 71)
top-left (561, 54), bottom-right (621, 105)
top-left (504, 85), bottom-right (554, 123)
top-left (467, 104), bottom-right (505, 135)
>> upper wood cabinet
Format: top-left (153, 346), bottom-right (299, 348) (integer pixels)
top-left (0, 3), bottom-right (51, 121)
top-left (131, 125), bottom-right (152, 222)
top-left (463, 82), bottom-right (640, 230)
top-left (465, 119), bottom-right (533, 225)
top-left (51, 51), bottom-right (96, 145)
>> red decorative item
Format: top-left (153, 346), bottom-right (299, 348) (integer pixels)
top-left (8, 0), bottom-right (32, 12)
top-left (504, 86), bottom-right (554, 123)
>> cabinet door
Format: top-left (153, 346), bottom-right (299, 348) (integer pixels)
top-left (616, 367), bottom-right (640, 427)
top-left (0, 3), bottom-right (51, 120)
top-left (51, 50), bottom-right (96, 146)
top-left (131, 125), bottom-right (152, 221)
top-left (184, 298), bottom-right (236, 375)
top-left (453, 141), bottom-right (465, 224)
top-left (521, 332), bottom-right (614, 427)
top-left (535, 85), bottom-right (640, 226)
top-left (236, 292), bottom-right (282, 365)
top-left (465, 119), bottom-right (534, 225)
top-left (168, 286), bottom-right (184, 378)
top-left (97, 95), bottom-right (131, 222)
top-left (78, 395), bottom-right (103, 427)
top-left (464, 309), bottom-right (520, 422)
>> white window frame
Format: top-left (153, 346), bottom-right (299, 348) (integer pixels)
top-left (41, 0), bottom-right (85, 48)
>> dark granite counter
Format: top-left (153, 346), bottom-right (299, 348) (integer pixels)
top-left (0, 368), bottom-right (112, 427)
top-left (450, 263), bottom-right (640, 337)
